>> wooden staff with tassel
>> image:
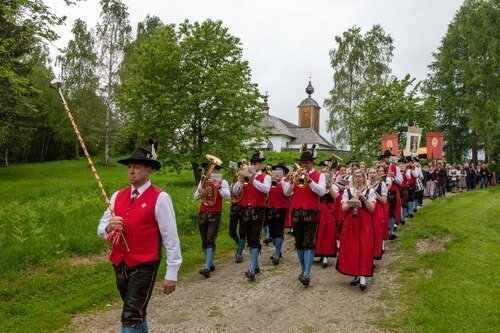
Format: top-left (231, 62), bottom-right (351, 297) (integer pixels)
top-left (50, 78), bottom-right (129, 251)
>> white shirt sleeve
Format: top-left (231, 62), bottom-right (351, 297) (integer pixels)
top-left (219, 180), bottom-right (231, 200)
top-left (367, 188), bottom-right (377, 202)
top-left (309, 172), bottom-right (327, 196)
top-left (380, 182), bottom-right (388, 196)
top-left (405, 170), bottom-right (412, 179)
top-left (156, 192), bottom-right (182, 281)
top-left (385, 176), bottom-right (393, 189)
top-left (331, 184), bottom-right (339, 194)
top-left (341, 188), bottom-right (350, 203)
top-left (97, 191), bottom-right (119, 239)
top-left (193, 181), bottom-right (202, 201)
top-left (252, 174), bottom-right (271, 194)
top-left (394, 167), bottom-right (403, 185)
top-left (411, 168), bottom-right (420, 178)
top-left (232, 180), bottom-right (243, 194)
top-left (283, 179), bottom-right (293, 197)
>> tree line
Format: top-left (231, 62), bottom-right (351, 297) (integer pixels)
top-left (1, 0), bottom-right (498, 176)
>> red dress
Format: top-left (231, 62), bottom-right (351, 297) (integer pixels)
top-left (336, 188), bottom-right (374, 277)
top-left (314, 194), bottom-right (337, 257)
top-left (372, 183), bottom-right (385, 260)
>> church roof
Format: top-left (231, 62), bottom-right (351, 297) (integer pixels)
top-left (289, 127), bottom-right (333, 148)
top-left (258, 113), bottom-right (333, 148)
top-left (297, 97), bottom-right (320, 108)
top-left (259, 113), bottom-right (297, 137)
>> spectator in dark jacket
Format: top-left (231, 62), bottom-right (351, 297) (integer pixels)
top-left (436, 162), bottom-right (447, 198)
top-left (466, 163), bottom-right (476, 191)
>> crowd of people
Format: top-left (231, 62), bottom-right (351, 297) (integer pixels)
top-left (193, 146), bottom-right (475, 291)
top-left (97, 143), bottom-right (495, 332)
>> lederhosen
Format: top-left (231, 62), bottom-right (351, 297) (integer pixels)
top-left (198, 180), bottom-right (223, 249)
top-left (291, 171), bottom-right (321, 250)
top-left (266, 181), bottom-right (288, 239)
top-left (240, 173), bottom-right (268, 249)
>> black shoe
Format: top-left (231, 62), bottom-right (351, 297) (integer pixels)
top-left (301, 275), bottom-right (310, 286)
top-left (409, 213), bottom-right (414, 218)
top-left (350, 277), bottom-right (360, 286)
top-left (210, 265), bottom-right (216, 272)
top-left (414, 207), bottom-right (418, 212)
top-left (382, 249), bottom-right (385, 254)
top-left (263, 238), bottom-right (271, 245)
top-left (245, 270), bottom-right (255, 280)
top-left (359, 284), bottom-right (367, 291)
top-left (255, 267), bottom-right (261, 274)
top-left (298, 272), bottom-right (304, 281)
top-left (389, 234), bottom-right (397, 240)
top-left (235, 255), bottom-right (243, 263)
top-left (401, 220), bottom-right (406, 225)
top-left (271, 256), bottom-right (280, 265)
top-left (199, 267), bottom-right (210, 278)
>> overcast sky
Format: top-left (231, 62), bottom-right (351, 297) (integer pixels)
top-left (45, 0), bottom-right (463, 146)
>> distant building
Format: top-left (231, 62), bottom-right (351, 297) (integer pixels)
top-left (251, 80), bottom-right (334, 152)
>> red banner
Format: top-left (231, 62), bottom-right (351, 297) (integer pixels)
top-left (381, 134), bottom-right (398, 155)
top-left (426, 132), bottom-right (444, 159)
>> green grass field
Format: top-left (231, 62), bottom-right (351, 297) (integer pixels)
top-left (377, 186), bottom-right (500, 332)
top-left (0, 159), bottom-right (236, 332)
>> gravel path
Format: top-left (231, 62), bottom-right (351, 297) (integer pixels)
top-left (70, 231), bottom-right (400, 333)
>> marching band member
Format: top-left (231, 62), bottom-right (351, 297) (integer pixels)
top-left (314, 163), bottom-right (338, 267)
top-left (232, 151), bottom-right (271, 280)
top-left (266, 162), bottom-right (289, 265)
top-left (399, 157), bottom-right (410, 224)
top-left (333, 164), bottom-right (349, 248)
top-left (378, 166), bottom-right (391, 252)
top-left (368, 167), bottom-right (388, 263)
top-left (379, 150), bottom-right (403, 240)
top-left (194, 160), bottom-right (230, 277)
top-left (412, 157), bottom-right (424, 208)
top-left (229, 161), bottom-right (246, 263)
top-left (403, 156), bottom-right (419, 218)
top-left (336, 169), bottom-right (376, 291)
top-left (283, 145), bottom-right (326, 286)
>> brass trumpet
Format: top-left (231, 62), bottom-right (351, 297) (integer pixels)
top-left (231, 159), bottom-right (247, 203)
top-left (290, 163), bottom-right (308, 188)
top-left (240, 162), bottom-right (254, 186)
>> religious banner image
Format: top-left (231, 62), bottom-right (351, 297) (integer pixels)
top-left (381, 134), bottom-right (398, 155)
top-left (406, 126), bottom-right (423, 157)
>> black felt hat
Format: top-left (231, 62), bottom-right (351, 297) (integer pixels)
top-left (249, 151), bottom-right (266, 163)
top-left (379, 149), bottom-right (394, 159)
top-left (398, 157), bottom-right (407, 163)
top-left (318, 160), bottom-right (328, 167)
top-left (117, 148), bottom-right (161, 170)
top-left (272, 162), bottom-right (289, 175)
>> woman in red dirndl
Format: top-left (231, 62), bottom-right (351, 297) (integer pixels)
top-left (333, 165), bottom-right (349, 245)
top-left (315, 176), bottom-right (338, 266)
top-left (368, 167), bottom-right (388, 262)
top-left (336, 169), bottom-right (376, 291)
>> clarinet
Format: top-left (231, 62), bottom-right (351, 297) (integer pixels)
top-left (353, 180), bottom-right (360, 218)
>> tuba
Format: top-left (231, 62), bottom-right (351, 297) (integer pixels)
top-left (201, 154), bottom-right (222, 207)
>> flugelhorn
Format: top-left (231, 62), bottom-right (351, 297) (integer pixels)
top-left (291, 163), bottom-right (307, 188)
top-left (201, 154), bottom-right (222, 207)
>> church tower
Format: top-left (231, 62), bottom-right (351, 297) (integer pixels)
top-left (298, 79), bottom-right (320, 133)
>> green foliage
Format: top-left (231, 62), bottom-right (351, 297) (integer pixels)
top-left (377, 187), bottom-right (500, 332)
top-left (324, 24), bottom-right (394, 148)
top-left (0, 0), bottom-right (77, 154)
top-left (426, 0), bottom-right (499, 163)
top-left (119, 19), bottom-right (263, 185)
top-left (351, 75), bottom-right (435, 159)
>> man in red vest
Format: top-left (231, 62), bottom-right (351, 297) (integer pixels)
top-left (284, 145), bottom-right (326, 286)
top-left (232, 151), bottom-right (271, 280)
top-left (97, 146), bottom-right (182, 333)
top-left (194, 162), bottom-right (230, 277)
top-left (266, 162), bottom-right (289, 265)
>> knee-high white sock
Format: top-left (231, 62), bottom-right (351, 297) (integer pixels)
top-left (360, 276), bottom-right (366, 285)
top-left (382, 240), bottom-right (385, 250)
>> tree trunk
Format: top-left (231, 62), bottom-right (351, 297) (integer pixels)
top-left (4, 148), bottom-right (8, 167)
top-left (471, 136), bottom-right (478, 164)
top-left (105, 108), bottom-right (110, 166)
top-left (192, 161), bottom-right (202, 186)
top-left (40, 129), bottom-right (45, 163)
top-left (75, 140), bottom-right (80, 159)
